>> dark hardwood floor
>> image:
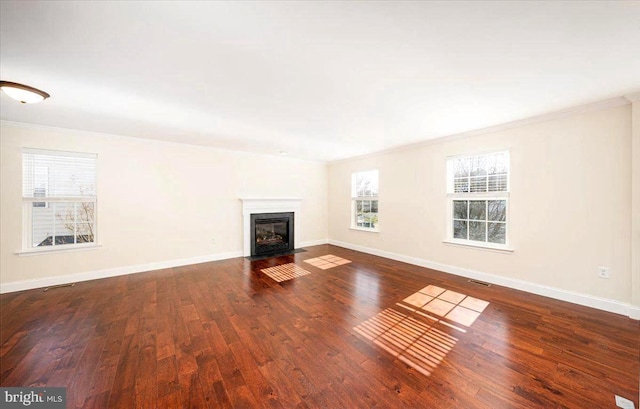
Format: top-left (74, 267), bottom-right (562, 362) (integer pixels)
top-left (1, 244), bottom-right (638, 408)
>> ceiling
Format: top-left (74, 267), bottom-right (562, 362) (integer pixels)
top-left (1, 1), bottom-right (639, 162)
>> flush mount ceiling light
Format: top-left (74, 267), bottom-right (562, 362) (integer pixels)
top-left (0, 81), bottom-right (50, 103)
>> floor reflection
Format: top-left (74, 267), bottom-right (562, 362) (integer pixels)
top-left (354, 271), bottom-right (380, 302)
top-left (354, 284), bottom-right (490, 377)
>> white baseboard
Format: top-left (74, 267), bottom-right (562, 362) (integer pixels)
top-left (300, 239), bottom-right (329, 247)
top-left (329, 239), bottom-right (638, 320)
top-left (0, 251), bottom-right (243, 294)
top-left (4, 239), bottom-right (636, 320)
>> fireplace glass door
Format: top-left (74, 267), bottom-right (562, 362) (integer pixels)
top-left (250, 212), bottom-right (294, 256)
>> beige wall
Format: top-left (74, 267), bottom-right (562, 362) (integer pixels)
top-left (0, 122), bottom-right (328, 287)
top-left (1, 102), bottom-right (636, 314)
top-left (329, 105), bottom-right (633, 304)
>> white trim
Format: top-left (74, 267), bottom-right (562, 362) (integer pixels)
top-left (0, 250), bottom-right (243, 294)
top-left (446, 149), bottom-right (511, 162)
top-left (17, 243), bottom-right (102, 256)
top-left (300, 239), bottom-right (329, 247)
top-left (240, 198), bottom-right (302, 257)
top-left (23, 196), bottom-right (97, 203)
top-left (624, 91), bottom-right (640, 102)
top-left (447, 192), bottom-right (510, 199)
top-left (329, 239), bottom-right (638, 319)
top-left (330, 96), bottom-right (631, 165)
top-left (442, 240), bottom-right (513, 253)
top-left (349, 227), bottom-right (381, 233)
top-left (22, 147), bottom-right (97, 159)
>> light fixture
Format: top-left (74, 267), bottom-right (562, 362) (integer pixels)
top-left (0, 81), bottom-right (50, 104)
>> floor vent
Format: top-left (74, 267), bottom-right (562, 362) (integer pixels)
top-left (615, 395), bottom-right (635, 409)
top-left (44, 283), bottom-right (75, 292)
top-left (468, 279), bottom-right (491, 287)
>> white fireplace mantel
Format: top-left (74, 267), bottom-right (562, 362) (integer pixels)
top-left (240, 198), bottom-right (302, 256)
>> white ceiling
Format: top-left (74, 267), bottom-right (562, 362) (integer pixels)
top-left (1, 1), bottom-right (639, 161)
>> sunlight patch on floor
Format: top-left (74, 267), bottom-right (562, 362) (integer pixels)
top-left (353, 308), bottom-right (458, 376)
top-left (395, 303), bottom-right (468, 334)
top-left (354, 285), bottom-right (490, 376)
top-left (303, 254), bottom-right (352, 270)
top-left (261, 263), bottom-right (311, 282)
top-left (402, 285), bottom-right (489, 327)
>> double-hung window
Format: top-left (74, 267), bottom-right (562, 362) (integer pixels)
top-left (446, 151), bottom-right (509, 249)
top-left (351, 170), bottom-right (379, 231)
top-left (22, 148), bottom-right (97, 251)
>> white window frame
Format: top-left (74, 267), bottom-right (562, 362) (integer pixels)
top-left (445, 151), bottom-right (512, 251)
top-left (351, 169), bottom-right (379, 232)
top-left (20, 148), bottom-right (99, 255)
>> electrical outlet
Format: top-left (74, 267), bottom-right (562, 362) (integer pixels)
top-left (597, 266), bottom-right (610, 279)
top-left (615, 395), bottom-right (635, 409)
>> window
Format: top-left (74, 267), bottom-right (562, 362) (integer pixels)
top-left (352, 170), bottom-right (379, 230)
top-left (446, 152), bottom-right (509, 248)
top-left (22, 149), bottom-right (97, 250)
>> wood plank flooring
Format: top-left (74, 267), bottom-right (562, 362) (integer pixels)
top-left (1, 244), bottom-right (638, 408)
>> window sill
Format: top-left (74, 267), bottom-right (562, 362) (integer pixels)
top-left (442, 239), bottom-right (513, 253)
top-left (16, 244), bottom-right (102, 257)
top-left (350, 226), bottom-right (380, 233)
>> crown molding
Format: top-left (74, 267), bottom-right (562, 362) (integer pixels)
top-left (330, 96), bottom-right (631, 165)
top-left (624, 92), bottom-right (640, 102)
top-left (0, 120), bottom-right (326, 164)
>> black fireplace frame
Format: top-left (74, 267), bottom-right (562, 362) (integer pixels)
top-left (250, 212), bottom-right (295, 257)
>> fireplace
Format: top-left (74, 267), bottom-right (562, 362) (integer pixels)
top-left (241, 198), bottom-right (301, 257)
top-left (250, 212), bottom-right (294, 257)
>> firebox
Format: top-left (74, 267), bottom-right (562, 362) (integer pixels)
top-left (250, 212), bottom-right (294, 257)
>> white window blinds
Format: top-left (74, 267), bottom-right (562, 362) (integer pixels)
top-left (448, 152), bottom-right (509, 194)
top-left (23, 149), bottom-right (96, 201)
top-left (352, 170), bottom-right (379, 198)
